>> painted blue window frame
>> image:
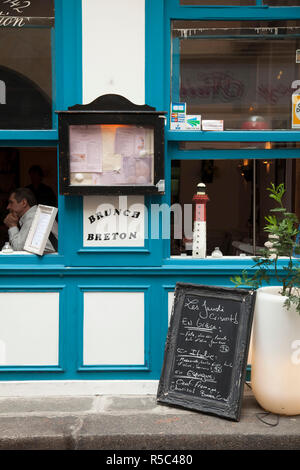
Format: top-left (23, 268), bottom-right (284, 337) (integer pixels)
top-left (0, 0), bottom-right (82, 266)
top-left (146, 0), bottom-right (300, 265)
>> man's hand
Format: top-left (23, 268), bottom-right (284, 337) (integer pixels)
top-left (4, 212), bottom-right (19, 228)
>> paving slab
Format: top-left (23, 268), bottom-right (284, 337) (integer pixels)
top-left (0, 387), bottom-right (298, 450)
top-left (0, 396), bottom-right (94, 414)
top-left (0, 416), bottom-right (79, 450)
top-left (74, 410), bottom-right (300, 450)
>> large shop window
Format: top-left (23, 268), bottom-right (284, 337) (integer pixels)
top-left (180, 1), bottom-right (299, 6)
top-left (0, 147), bottom-right (58, 252)
top-left (180, 1), bottom-right (256, 5)
top-left (171, 155), bottom-right (300, 257)
top-left (171, 20), bottom-right (300, 131)
top-left (0, 0), bottom-right (54, 129)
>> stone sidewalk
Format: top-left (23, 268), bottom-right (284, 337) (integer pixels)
top-left (0, 387), bottom-right (299, 450)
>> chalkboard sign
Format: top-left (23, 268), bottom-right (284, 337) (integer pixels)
top-left (157, 283), bottom-right (256, 421)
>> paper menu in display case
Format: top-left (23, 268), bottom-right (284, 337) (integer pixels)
top-left (69, 125), bottom-right (102, 173)
top-left (122, 156), bottom-right (153, 185)
top-left (69, 124), bottom-right (155, 187)
top-left (114, 126), bottom-right (148, 158)
top-left (101, 125), bottom-right (122, 172)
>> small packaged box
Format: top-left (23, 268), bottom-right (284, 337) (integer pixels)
top-left (202, 120), bottom-right (224, 131)
top-left (292, 94), bottom-right (300, 129)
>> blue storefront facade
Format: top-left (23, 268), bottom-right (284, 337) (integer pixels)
top-left (0, 0), bottom-right (299, 392)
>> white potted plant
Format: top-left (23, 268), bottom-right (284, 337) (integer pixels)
top-left (232, 183), bottom-right (300, 415)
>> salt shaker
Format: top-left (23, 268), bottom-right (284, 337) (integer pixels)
top-left (211, 247), bottom-right (223, 258)
top-left (1, 242), bottom-right (13, 254)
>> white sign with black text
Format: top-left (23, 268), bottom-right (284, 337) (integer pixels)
top-left (83, 195), bottom-right (145, 247)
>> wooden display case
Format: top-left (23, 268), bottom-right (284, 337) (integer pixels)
top-left (57, 94), bottom-right (166, 195)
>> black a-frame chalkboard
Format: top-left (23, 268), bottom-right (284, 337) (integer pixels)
top-left (157, 283), bottom-right (256, 421)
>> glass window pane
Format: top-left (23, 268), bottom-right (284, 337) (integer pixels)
top-left (180, 1), bottom-right (255, 5)
top-left (170, 158), bottom-right (299, 257)
top-left (171, 20), bottom-right (300, 131)
top-left (0, 147), bottom-right (58, 251)
top-left (180, 0), bottom-right (300, 4)
top-left (264, 1), bottom-right (300, 5)
top-left (179, 142), bottom-right (300, 150)
top-left (0, 0), bottom-right (54, 129)
top-left (69, 125), bottom-right (154, 187)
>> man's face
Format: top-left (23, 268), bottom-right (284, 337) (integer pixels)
top-left (7, 193), bottom-right (27, 218)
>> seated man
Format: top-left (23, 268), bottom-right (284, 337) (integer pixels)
top-left (3, 187), bottom-right (57, 253)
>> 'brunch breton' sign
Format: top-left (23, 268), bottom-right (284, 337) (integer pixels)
top-left (83, 195), bottom-right (145, 247)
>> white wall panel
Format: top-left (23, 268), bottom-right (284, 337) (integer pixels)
top-left (83, 291), bottom-right (145, 365)
top-left (0, 292), bottom-right (59, 366)
top-left (82, 0), bottom-right (145, 104)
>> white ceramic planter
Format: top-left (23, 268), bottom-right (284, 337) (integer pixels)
top-left (251, 286), bottom-right (300, 415)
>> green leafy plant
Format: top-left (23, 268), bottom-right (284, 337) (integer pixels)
top-left (231, 183), bottom-right (300, 314)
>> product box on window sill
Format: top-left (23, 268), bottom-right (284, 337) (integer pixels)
top-left (292, 94), bottom-right (300, 129)
top-left (170, 102), bottom-right (201, 130)
top-left (202, 120), bottom-right (224, 131)
top-left (170, 118), bottom-right (223, 131)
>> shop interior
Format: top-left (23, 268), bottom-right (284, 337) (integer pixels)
top-left (0, 147), bottom-right (57, 250)
top-left (171, 156), bottom-right (300, 257)
top-left (0, 147), bottom-right (299, 258)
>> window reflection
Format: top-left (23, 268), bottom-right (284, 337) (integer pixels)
top-left (171, 20), bottom-right (300, 131)
top-left (171, 158), bottom-right (300, 256)
top-left (179, 142), bottom-right (300, 150)
top-left (265, 1), bottom-right (300, 5)
top-left (179, 1), bottom-right (299, 6)
top-left (0, 0), bottom-right (54, 129)
top-left (180, 1), bottom-right (255, 5)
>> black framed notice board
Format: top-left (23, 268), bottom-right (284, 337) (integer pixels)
top-left (57, 94), bottom-right (166, 196)
top-left (157, 283), bottom-right (256, 421)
